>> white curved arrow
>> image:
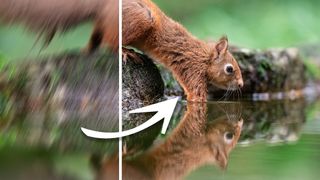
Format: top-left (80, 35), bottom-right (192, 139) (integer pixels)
top-left (81, 97), bottom-right (180, 139)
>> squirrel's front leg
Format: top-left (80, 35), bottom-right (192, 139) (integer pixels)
top-left (174, 73), bottom-right (208, 102)
top-left (185, 83), bottom-right (208, 102)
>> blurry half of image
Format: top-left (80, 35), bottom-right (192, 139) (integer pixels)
top-left (0, 0), bottom-right (119, 179)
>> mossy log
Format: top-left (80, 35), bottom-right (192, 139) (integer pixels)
top-left (122, 49), bottom-right (164, 153)
top-left (0, 51), bottom-right (118, 153)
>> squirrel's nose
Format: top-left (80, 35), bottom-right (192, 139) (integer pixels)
top-left (238, 79), bottom-right (244, 88)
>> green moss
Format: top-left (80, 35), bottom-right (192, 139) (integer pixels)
top-left (0, 93), bottom-right (11, 119)
top-left (0, 130), bottom-right (18, 148)
top-left (257, 64), bottom-right (267, 78)
top-left (49, 70), bottom-right (62, 93)
top-left (0, 52), bottom-right (7, 71)
top-left (303, 58), bottom-right (320, 79)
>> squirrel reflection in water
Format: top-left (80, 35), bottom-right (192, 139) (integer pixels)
top-left (97, 102), bottom-right (243, 180)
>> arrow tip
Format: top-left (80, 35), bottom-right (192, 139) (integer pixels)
top-left (81, 127), bottom-right (91, 137)
top-left (128, 97), bottom-right (180, 134)
top-left (160, 97), bottom-right (180, 134)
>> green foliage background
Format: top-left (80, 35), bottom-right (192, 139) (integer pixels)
top-left (154, 0), bottom-right (320, 48)
top-left (1, 0), bottom-right (320, 61)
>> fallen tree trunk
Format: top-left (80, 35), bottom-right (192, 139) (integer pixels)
top-left (122, 49), bottom-right (165, 153)
top-left (0, 51), bottom-right (119, 153)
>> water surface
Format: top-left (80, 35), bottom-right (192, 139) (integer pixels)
top-left (185, 98), bottom-right (320, 180)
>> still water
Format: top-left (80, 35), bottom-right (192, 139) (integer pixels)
top-left (121, 96), bottom-right (320, 180)
top-left (0, 96), bottom-right (320, 179)
top-left (186, 98), bottom-right (320, 180)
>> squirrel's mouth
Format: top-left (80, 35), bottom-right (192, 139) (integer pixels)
top-left (227, 80), bottom-right (242, 90)
top-left (212, 82), bottom-right (239, 91)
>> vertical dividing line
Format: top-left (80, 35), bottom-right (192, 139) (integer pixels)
top-left (118, 0), bottom-right (123, 179)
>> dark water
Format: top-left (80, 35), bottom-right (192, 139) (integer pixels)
top-left (120, 96), bottom-right (320, 180)
top-left (0, 114), bottom-right (119, 178)
top-left (0, 96), bottom-right (320, 179)
top-left (185, 98), bottom-right (320, 180)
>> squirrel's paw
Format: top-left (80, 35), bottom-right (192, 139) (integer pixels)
top-left (122, 48), bottom-right (144, 64)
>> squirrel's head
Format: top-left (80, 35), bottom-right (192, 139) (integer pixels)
top-left (207, 36), bottom-right (243, 90)
top-left (205, 116), bottom-right (243, 170)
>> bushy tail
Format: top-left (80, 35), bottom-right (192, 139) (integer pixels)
top-left (0, 0), bottom-right (109, 44)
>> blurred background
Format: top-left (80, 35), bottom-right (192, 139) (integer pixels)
top-left (1, 0), bottom-right (320, 61)
top-left (0, 2), bottom-right (117, 180)
top-left (0, 23), bottom-right (92, 60)
top-left (154, 0), bottom-right (320, 48)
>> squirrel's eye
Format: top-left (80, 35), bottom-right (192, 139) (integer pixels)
top-left (224, 132), bottom-right (234, 144)
top-left (224, 64), bottom-right (234, 75)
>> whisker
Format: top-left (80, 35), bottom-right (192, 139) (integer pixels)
top-left (218, 85), bottom-right (231, 101)
top-left (236, 88), bottom-right (240, 101)
top-left (231, 89), bottom-right (235, 100)
top-left (224, 86), bottom-right (231, 100)
top-left (225, 85), bottom-right (232, 100)
top-left (216, 102), bottom-right (229, 120)
top-left (235, 88), bottom-right (243, 120)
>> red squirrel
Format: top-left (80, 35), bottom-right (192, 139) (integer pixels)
top-left (0, 0), bottom-right (243, 102)
top-left (123, 0), bottom-right (243, 101)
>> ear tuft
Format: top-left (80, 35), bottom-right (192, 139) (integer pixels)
top-left (215, 36), bottom-right (229, 56)
top-left (219, 36), bottom-right (228, 42)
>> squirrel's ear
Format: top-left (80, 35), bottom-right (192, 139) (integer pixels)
top-left (215, 36), bottom-right (228, 56)
top-left (212, 144), bottom-right (228, 170)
